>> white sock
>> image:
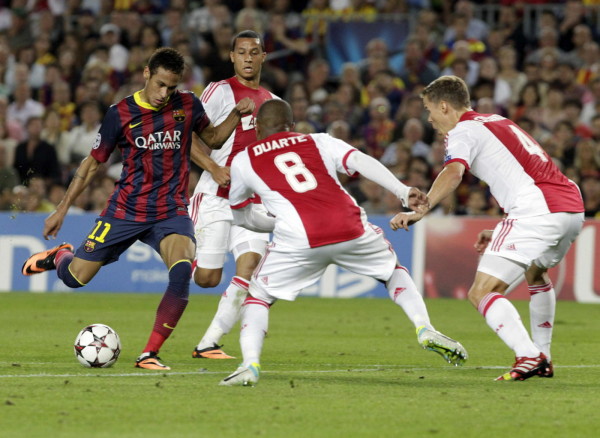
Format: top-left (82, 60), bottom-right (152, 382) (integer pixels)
top-left (239, 297), bottom-right (270, 367)
top-left (387, 266), bottom-right (433, 330)
top-left (197, 276), bottom-right (249, 349)
top-left (478, 292), bottom-right (540, 358)
top-left (529, 283), bottom-right (555, 359)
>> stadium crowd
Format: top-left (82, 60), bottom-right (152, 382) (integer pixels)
top-left (0, 0), bottom-right (599, 219)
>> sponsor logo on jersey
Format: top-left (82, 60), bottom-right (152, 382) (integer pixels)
top-left (93, 133), bottom-right (101, 149)
top-left (173, 109), bottom-right (186, 122)
top-left (252, 134), bottom-right (308, 156)
top-left (129, 121), bottom-right (142, 128)
top-left (241, 114), bottom-right (255, 131)
top-left (134, 130), bottom-right (182, 150)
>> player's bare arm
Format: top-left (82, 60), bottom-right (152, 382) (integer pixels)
top-left (191, 134), bottom-right (231, 187)
top-left (198, 97), bottom-right (255, 149)
top-left (390, 211), bottom-right (425, 231)
top-left (44, 154), bottom-right (102, 240)
top-left (474, 229), bottom-right (494, 254)
top-left (419, 161), bottom-right (465, 214)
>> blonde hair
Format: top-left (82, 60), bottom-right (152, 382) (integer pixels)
top-left (420, 75), bottom-right (471, 109)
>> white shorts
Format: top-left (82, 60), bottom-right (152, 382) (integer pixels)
top-left (249, 224), bottom-right (398, 304)
top-left (189, 193), bottom-right (269, 269)
top-left (478, 212), bottom-right (584, 284)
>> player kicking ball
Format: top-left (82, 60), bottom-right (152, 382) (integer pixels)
top-left (22, 47), bottom-right (254, 371)
top-left (218, 99), bottom-right (468, 386)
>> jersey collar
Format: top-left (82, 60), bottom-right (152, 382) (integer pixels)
top-left (133, 90), bottom-right (171, 111)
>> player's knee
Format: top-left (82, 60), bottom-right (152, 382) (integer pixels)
top-left (193, 269), bottom-right (221, 288)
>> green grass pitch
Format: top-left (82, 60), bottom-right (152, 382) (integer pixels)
top-left (1, 293), bottom-right (599, 438)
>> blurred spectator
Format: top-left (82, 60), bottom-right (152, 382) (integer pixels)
top-left (7, 8), bottom-right (33, 51)
top-left (398, 38), bottom-right (440, 91)
top-left (234, 7), bottom-right (265, 34)
top-left (440, 40), bottom-right (479, 86)
top-left (576, 41), bottom-right (600, 86)
top-left (557, 0), bottom-right (592, 53)
top-left (564, 98), bottom-right (593, 138)
top-left (306, 57), bottom-right (333, 103)
top-left (497, 45), bottom-right (527, 105)
top-left (510, 81), bottom-right (544, 126)
top-left (40, 108), bottom-right (66, 148)
top-left (358, 177), bottom-right (386, 215)
top-left (526, 26), bottom-right (568, 66)
top-left (0, 143), bottom-right (18, 205)
top-left (359, 38), bottom-right (390, 85)
top-left (7, 82), bottom-right (45, 129)
top-left (200, 24), bottom-right (235, 82)
top-left (496, 4), bottom-right (528, 63)
top-left (581, 77), bottom-right (600, 124)
top-left (361, 96), bottom-right (396, 160)
top-left (100, 23), bottom-right (129, 73)
top-left (58, 101), bottom-right (102, 167)
top-left (573, 138), bottom-right (600, 179)
top-left (330, 82), bottom-right (363, 132)
top-left (459, 187), bottom-right (489, 216)
top-left (13, 116), bottom-right (61, 185)
top-left (540, 84), bottom-right (567, 131)
top-left (26, 175), bottom-right (54, 212)
top-left (0, 95), bottom-right (25, 143)
top-left (477, 56), bottom-right (512, 107)
top-left (443, 0), bottom-right (489, 42)
top-left (581, 177), bottom-right (600, 218)
top-left (302, 0), bottom-right (333, 51)
top-left (556, 61), bottom-right (587, 102)
top-left (50, 81), bottom-right (77, 132)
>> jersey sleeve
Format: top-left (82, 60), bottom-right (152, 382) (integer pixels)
top-left (311, 133), bottom-right (359, 176)
top-left (191, 93), bottom-right (210, 136)
top-left (229, 151), bottom-right (255, 209)
top-left (91, 105), bottom-right (122, 163)
top-left (444, 126), bottom-right (476, 170)
top-left (200, 82), bottom-right (230, 124)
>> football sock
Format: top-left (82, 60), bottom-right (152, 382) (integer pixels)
top-left (239, 295), bottom-right (270, 367)
top-left (529, 283), bottom-right (555, 359)
top-left (386, 266), bottom-right (433, 330)
top-left (478, 292), bottom-right (539, 358)
top-left (55, 250), bottom-right (85, 288)
top-left (197, 276), bottom-right (249, 350)
top-left (143, 260), bottom-right (192, 354)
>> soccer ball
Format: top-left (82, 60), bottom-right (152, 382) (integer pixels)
top-left (74, 324), bottom-right (121, 368)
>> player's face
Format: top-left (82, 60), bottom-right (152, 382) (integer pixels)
top-left (423, 97), bottom-right (456, 136)
top-left (230, 38), bottom-right (265, 82)
top-left (143, 66), bottom-right (181, 107)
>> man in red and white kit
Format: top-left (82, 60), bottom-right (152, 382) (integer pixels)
top-left (391, 75), bottom-right (584, 381)
top-left (188, 30), bottom-right (278, 359)
top-left (219, 99), bottom-right (468, 386)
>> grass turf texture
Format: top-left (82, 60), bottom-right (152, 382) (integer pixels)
top-left (1, 293), bottom-right (599, 438)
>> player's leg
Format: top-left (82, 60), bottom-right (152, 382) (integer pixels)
top-left (471, 256), bottom-right (548, 380)
top-left (525, 266), bottom-right (554, 362)
top-left (334, 224), bottom-right (467, 365)
top-left (22, 217), bottom-right (131, 287)
top-left (221, 244), bottom-right (327, 385)
top-left (193, 226), bottom-right (267, 359)
top-left (525, 212), bottom-right (584, 377)
top-left (136, 217), bottom-right (195, 370)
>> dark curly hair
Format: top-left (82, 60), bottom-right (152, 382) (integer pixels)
top-left (147, 47), bottom-right (185, 77)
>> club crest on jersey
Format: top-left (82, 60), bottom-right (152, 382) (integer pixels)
top-left (241, 115), bottom-right (255, 131)
top-left (84, 240), bottom-right (96, 253)
top-left (173, 109), bottom-right (186, 122)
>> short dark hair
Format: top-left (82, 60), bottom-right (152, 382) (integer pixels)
top-left (231, 30), bottom-right (265, 52)
top-left (147, 47), bottom-right (185, 77)
top-left (421, 75), bottom-right (471, 109)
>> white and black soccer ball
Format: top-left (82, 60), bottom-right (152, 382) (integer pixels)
top-left (74, 324), bottom-right (121, 368)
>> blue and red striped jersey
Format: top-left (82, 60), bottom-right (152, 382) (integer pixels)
top-left (91, 90), bottom-right (209, 222)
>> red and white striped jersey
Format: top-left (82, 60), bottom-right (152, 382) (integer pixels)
top-left (445, 111), bottom-right (584, 218)
top-left (229, 132), bottom-right (368, 249)
top-left (193, 76), bottom-right (278, 198)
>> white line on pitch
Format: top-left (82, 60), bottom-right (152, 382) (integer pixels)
top-left (1, 364), bottom-right (600, 379)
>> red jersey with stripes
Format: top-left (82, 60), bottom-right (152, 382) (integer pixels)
top-left (229, 132), bottom-right (367, 249)
top-left (91, 90), bottom-right (209, 222)
top-left (192, 76), bottom-right (278, 199)
top-left (445, 111), bottom-right (584, 218)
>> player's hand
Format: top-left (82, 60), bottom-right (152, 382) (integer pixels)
top-left (43, 210), bottom-right (66, 240)
top-left (235, 97), bottom-right (255, 115)
top-left (406, 187), bottom-right (429, 212)
top-left (389, 211), bottom-right (424, 231)
top-left (474, 229), bottom-right (494, 254)
top-left (211, 166), bottom-right (231, 187)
